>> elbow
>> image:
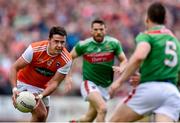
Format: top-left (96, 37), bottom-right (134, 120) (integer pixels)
top-left (9, 64), bottom-right (14, 70)
top-left (10, 64), bottom-right (20, 72)
top-left (124, 58), bottom-right (128, 64)
top-left (131, 55), bottom-right (144, 66)
top-left (9, 65), bottom-right (17, 75)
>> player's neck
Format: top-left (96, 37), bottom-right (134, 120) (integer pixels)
top-left (148, 23), bottom-right (164, 30)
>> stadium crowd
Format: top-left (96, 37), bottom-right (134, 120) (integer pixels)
top-left (0, 0), bottom-right (179, 95)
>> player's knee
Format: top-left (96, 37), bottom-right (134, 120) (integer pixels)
top-left (97, 105), bottom-right (107, 114)
top-left (86, 112), bottom-right (97, 121)
top-left (35, 110), bottom-right (48, 121)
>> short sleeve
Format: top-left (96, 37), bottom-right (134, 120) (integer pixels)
top-left (114, 40), bottom-right (123, 56)
top-left (135, 33), bottom-right (151, 44)
top-left (22, 45), bottom-right (33, 63)
top-left (75, 42), bottom-right (84, 56)
top-left (57, 60), bottom-right (72, 74)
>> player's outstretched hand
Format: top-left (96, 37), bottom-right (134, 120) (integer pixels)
top-left (112, 66), bottom-right (123, 74)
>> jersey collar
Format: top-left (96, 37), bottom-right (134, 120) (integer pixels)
top-left (149, 25), bottom-right (165, 31)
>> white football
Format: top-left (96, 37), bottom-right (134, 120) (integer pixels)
top-left (16, 91), bottom-right (36, 113)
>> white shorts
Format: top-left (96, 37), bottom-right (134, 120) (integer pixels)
top-left (124, 82), bottom-right (180, 121)
top-left (17, 81), bottom-right (50, 107)
top-left (80, 80), bottom-right (110, 101)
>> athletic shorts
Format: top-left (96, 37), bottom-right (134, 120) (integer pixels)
top-left (17, 81), bottom-right (50, 107)
top-left (124, 82), bottom-right (180, 121)
top-left (80, 80), bottom-right (110, 101)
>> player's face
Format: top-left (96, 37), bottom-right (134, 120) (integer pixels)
top-left (91, 23), bottom-right (106, 42)
top-left (48, 34), bottom-right (66, 55)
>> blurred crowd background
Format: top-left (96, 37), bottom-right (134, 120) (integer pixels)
top-left (0, 0), bottom-right (179, 96)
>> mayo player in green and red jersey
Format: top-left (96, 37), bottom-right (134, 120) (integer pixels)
top-left (68, 19), bottom-right (127, 122)
top-left (109, 2), bottom-right (180, 122)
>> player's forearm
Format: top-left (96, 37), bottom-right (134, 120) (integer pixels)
top-left (9, 65), bottom-right (18, 88)
top-left (117, 52), bottom-right (128, 73)
top-left (117, 55), bottom-right (142, 85)
top-left (67, 63), bottom-right (73, 77)
top-left (41, 81), bottom-right (59, 97)
top-left (119, 58), bottom-right (128, 73)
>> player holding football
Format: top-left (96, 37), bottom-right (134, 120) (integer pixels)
top-left (9, 26), bottom-right (72, 122)
top-left (108, 2), bottom-right (180, 122)
top-left (68, 19), bottom-right (127, 122)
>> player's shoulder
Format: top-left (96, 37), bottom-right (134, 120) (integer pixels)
top-left (62, 48), bottom-right (72, 60)
top-left (105, 35), bottom-right (119, 43)
top-left (59, 48), bottom-right (72, 65)
top-left (30, 40), bottom-right (48, 53)
top-left (84, 37), bottom-right (93, 43)
top-left (135, 31), bottom-right (152, 42)
top-left (31, 40), bottom-right (48, 48)
top-left (77, 37), bottom-right (93, 46)
top-left (136, 31), bottom-right (150, 38)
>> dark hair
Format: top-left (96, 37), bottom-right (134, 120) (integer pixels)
top-left (91, 18), bottom-right (106, 27)
top-left (147, 2), bottom-right (166, 24)
top-left (49, 26), bottom-right (67, 39)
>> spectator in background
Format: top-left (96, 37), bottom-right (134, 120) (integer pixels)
top-left (0, 0), bottom-right (179, 96)
top-left (0, 68), bottom-right (11, 94)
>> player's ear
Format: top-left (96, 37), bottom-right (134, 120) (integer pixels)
top-left (145, 17), bottom-right (149, 24)
top-left (145, 17), bottom-right (150, 27)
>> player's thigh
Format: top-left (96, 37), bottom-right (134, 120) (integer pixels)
top-left (87, 91), bottom-right (107, 111)
top-left (109, 103), bottom-right (142, 122)
top-left (32, 99), bottom-right (47, 116)
top-left (46, 106), bottom-right (49, 116)
top-left (81, 80), bottom-right (109, 101)
top-left (153, 82), bottom-right (180, 121)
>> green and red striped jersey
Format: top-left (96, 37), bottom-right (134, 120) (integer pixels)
top-left (75, 36), bottom-right (123, 87)
top-left (136, 26), bottom-right (180, 85)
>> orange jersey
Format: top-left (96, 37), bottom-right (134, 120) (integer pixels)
top-left (17, 40), bottom-right (72, 89)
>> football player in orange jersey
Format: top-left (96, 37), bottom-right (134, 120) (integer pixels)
top-left (9, 26), bottom-right (72, 122)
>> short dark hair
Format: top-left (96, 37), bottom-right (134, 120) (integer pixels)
top-left (91, 19), bottom-right (106, 27)
top-left (147, 2), bottom-right (166, 24)
top-left (49, 26), bottom-right (67, 39)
